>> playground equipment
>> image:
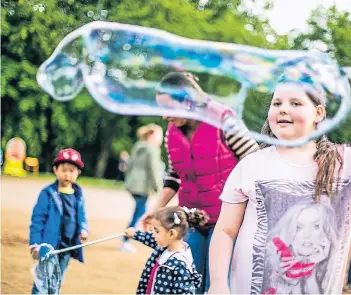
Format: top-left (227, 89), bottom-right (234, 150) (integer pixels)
top-left (3, 137), bottom-right (27, 177)
top-left (25, 157), bottom-right (40, 175)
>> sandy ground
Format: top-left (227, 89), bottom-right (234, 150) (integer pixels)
top-left (2, 177), bottom-right (350, 294)
top-left (1, 176), bottom-right (178, 294)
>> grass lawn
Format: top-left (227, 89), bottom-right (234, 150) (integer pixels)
top-left (1, 173), bottom-right (124, 190)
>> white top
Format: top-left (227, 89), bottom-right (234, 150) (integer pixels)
top-left (159, 242), bottom-right (195, 271)
top-left (220, 145), bottom-right (351, 294)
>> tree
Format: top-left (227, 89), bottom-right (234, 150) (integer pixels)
top-left (291, 5), bottom-right (351, 143)
top-left (1, 0), bottom-right (133, 175)
top-left (1, 0), bottom-right (309, 178)
top-left (2, 0), bottom-right (98, 170)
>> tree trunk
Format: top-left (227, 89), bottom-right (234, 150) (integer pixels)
top-left (94, 114), bottom-right (118, 178)
top-left (44, 104), bottom-right (53, 172)
top-left (94, 144), bottom-right (111, 178)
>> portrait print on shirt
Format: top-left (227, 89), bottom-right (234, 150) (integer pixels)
top-left (251, 179), bottom-right (351, 295)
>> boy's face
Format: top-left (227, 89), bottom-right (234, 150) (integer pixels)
top-left (53, 162), bottom-right (80, 187)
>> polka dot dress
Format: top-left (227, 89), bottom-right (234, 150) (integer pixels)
top-left (133, 231), bottom-right (201, 294)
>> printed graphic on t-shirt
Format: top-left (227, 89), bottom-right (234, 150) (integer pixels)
top-left (250, 179), bottom-right (351, 295)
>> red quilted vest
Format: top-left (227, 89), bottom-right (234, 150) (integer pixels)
top-left (167, 102), bottom-right (238, 224)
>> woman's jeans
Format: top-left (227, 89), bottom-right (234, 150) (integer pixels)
top-left (185, 226), bottom-right (214, 294)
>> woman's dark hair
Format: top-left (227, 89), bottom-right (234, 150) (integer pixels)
top-left (152, 206), bottom-right (209, 238)
top-left (157, 72), bottom-right (207, 107)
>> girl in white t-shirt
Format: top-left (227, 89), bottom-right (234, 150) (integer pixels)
top-left (208, 72), bottom-right (351, 295)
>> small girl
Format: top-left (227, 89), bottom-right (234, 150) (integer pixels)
top-left (121, 124), bottom-right (163, 252)
top-left (125, 206), bottom-right (209, 294)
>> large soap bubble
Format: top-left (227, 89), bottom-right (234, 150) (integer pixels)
top-left (37, 21), bottom-right (351, 146)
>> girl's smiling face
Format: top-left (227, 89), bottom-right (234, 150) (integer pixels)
top-left (268, 83), bottom-right (325, 140)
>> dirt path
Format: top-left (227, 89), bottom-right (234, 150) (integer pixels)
top-left (1, 177), bottom-right (176, 294)
top-left (2, 177), bottom-right (350, 294)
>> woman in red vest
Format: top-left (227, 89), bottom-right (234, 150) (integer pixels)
top-left (140, 72), bottom-right (258, 293)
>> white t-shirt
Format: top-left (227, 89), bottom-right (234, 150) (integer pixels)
top-left (220, 145), bottom-right (351, 295)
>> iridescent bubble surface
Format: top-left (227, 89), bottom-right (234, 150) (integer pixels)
top-left (37, 21), bottom-right (351, 146)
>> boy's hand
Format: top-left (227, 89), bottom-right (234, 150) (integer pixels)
top-left (30, 246), bottom-right (39, 260)
top-left (124, 227), bottom-right (136, 238)
top-left (79, 230), bottom-right (88, 243)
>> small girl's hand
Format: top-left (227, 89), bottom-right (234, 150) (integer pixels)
top-left (124, 227), bottom-right (136, 238)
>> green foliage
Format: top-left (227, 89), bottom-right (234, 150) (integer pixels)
top-left (291, 5), bottom-right (351, 143)
top-left (1, 1), bottom-right (350, 178)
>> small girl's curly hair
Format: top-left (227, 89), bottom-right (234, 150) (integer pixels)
top-left (152, 206), bottom-right (209, 238)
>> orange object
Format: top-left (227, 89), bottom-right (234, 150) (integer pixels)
top-left (25, 157), bottom-right (39, 174)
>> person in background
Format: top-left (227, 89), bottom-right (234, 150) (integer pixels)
top-left (116, 150), bottom-right (129, 181)
top-left (120, 124), bottom-right (164, 253)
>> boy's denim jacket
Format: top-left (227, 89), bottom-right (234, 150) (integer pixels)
top-left (29, 181), bottom-right (88, 262)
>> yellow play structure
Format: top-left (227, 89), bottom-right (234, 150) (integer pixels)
top-left (3, 137), bottom-right (27, 177)
top-left (3, 137), bottom-right (40, 177)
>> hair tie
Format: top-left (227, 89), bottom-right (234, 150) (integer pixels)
top-left (174, 213), bottom-right (181, 225)
top-left (182, 206), bottom-right (197, 214)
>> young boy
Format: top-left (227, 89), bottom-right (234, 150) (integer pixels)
top-left (29, 148), bottom-right (88, 294)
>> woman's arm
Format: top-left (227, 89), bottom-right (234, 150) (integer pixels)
top-left (222, 114), bottom-right (259, 160)
top-left (163, 129), bottom-right (181, 192)
top-left (208, 201), bottom-right (247, 294)
top-left (139, 187), bottom-right (177, 230)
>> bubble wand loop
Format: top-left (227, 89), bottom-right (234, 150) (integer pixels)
top-left (31, 233), bottom-right (126, 294)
